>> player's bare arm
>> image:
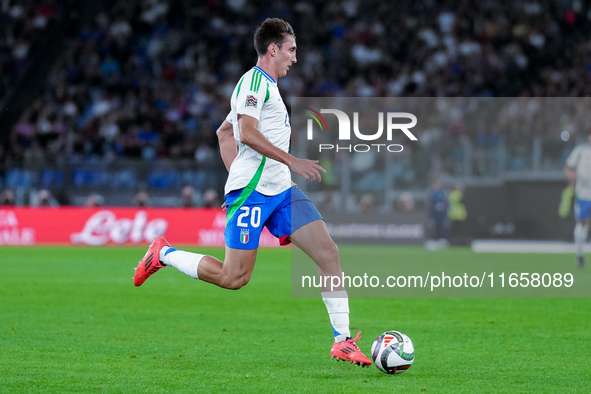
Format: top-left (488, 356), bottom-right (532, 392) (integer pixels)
top-left (564, 164), bottom-right (577, 185)
top-left (216, 119), bottom-right (237, 172)
top-left (238, 114), bottom-right (326, 181)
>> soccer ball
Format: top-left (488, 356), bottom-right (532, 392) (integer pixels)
top-left (371, 331), bottom-right (415, 374)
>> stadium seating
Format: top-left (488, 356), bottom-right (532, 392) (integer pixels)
top-left (1, 0), bottom-right (589, 205)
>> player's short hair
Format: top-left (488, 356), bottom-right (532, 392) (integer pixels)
top-left (254, 18), bottom-right (295, 58)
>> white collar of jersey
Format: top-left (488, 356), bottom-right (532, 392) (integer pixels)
top-left (253, 66), bottom-right (276, 84)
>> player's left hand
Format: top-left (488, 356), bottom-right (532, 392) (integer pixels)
top-left (290, 157), bottom-right (326, 182)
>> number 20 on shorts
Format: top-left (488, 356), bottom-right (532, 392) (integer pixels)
top-left (236, 207), bottom-right (262, 228)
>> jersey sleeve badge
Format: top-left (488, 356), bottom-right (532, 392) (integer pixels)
top-left (245, 95), bottom-right (258, 108)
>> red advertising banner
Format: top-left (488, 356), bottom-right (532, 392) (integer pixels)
top-left (0, 208), bottom-right (280, 247)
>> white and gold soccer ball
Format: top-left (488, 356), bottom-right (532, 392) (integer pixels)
top-left (371, 331), bottom-right (415, 374)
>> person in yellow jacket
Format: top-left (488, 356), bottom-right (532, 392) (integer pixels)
top-left (448, 185), bottom-right (467, 221)
top-left (448, 184), bottom-right (467, 242)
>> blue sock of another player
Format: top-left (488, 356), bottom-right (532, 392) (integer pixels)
top-left (322, 290), bottom-right (351, 343)
top-left (159, 246), bottom-right (204, 279)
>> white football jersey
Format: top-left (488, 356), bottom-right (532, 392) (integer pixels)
top-left (224, 67), bottom-right (291, 196)
top-left (566, 141), bottom-right (591, 200)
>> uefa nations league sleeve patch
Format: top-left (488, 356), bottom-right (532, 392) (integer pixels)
top-left (246, 95), bottom-right (258, 108)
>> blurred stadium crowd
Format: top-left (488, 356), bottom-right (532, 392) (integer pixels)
top-left (1, 0), bottom-right (590, 206)
top-left (0, 0), bottom-right (59, 99)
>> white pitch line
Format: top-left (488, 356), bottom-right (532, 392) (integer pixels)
top-left (471, 240), bottom-right (591, 254)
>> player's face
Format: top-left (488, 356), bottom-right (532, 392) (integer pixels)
top-left (276, 35), bottom-right (297, 77)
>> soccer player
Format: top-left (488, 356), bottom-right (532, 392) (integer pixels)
top-left (133, 18), bottom-right (372, 367)
top-left (564, 132), bottom-right (591, 268)
top-left (429, 179), bottom-right (450, 245)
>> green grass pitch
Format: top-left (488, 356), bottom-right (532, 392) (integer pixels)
top-left (1, 246), bottom-right (589, 393)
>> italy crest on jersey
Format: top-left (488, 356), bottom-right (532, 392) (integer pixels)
top-left (240, 228), bottom-right (250, 244)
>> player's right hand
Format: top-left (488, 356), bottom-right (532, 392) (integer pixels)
top-left (290, 157), bottom-right (326, 182)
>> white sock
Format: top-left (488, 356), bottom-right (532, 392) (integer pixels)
top-left (159, 246), bottom-right (203, 279)
top-left (574, 222), bottom-right (589, 257)
top-left (322, 290), bottom-right (351, 342)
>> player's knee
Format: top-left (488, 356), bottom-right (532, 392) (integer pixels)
top-left (221, 275), bottom-right (250, 290)
top-left (330, 242), bottom-right (340, 260)
top-left (228, 277), bottom-right (250, 290)
top-left (319, 241), bottom-right (339, 263)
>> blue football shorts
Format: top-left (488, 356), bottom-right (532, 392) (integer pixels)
top-left (574, 198), bottom-right (591, 222)
top-left (224, 185), bottom-right (323, 250)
